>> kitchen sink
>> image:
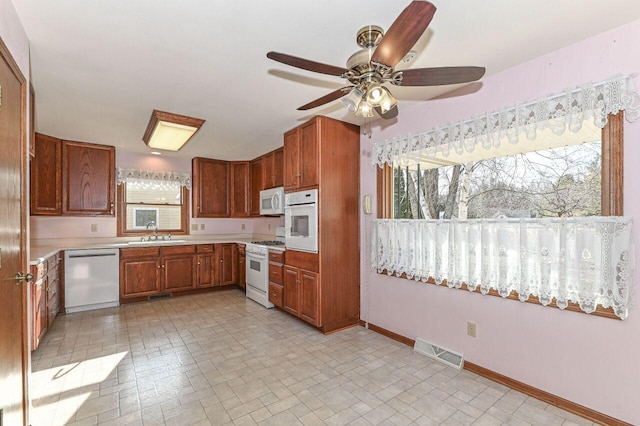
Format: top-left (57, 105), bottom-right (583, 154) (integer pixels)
top-left (127, 239), bottom-right (187, 245)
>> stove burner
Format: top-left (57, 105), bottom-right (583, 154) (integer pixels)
top-left (251, 240), bottom-right (285, 246)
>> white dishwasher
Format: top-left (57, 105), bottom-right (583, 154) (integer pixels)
top-left (64, 248), bottom-right (120, 313)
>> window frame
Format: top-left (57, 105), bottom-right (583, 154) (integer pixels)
top-left (116, 183), bottom-right (190, 237)
top-left (376, 112), bottom-right (624, 319)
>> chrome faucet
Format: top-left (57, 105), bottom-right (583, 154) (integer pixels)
top-left (145, 221), bottom-right (159, 240)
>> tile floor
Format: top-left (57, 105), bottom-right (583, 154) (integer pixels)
top-left (31, 289), bottom-right (595, 425)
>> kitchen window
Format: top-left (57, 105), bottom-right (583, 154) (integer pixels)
top-left (371, 75), bottom-right (639, 319)
top-left (116, 169), bottom-right (190, 236)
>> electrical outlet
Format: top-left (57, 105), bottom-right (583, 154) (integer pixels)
top-left (191, 224), bottom-right (198, 231)
top-left (241, 223), bottom-right (245, 230)
top-left (200, 223), bottom-right (205, 230)
top-left (467, 321), bottom-right (477, 337)
top-left (90, 224), bottom-right (98, 232)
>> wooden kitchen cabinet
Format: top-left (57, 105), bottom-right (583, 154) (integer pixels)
top-left (230, 161), bottom-right (250, 217)
top-left (282, 116), bottom-right (360, 333)
top-left (46, 253), bottom-right (62, 328)
top-left (283, 120), bottom-right (319, 191)
top-left (62, 140), bottom-right (115, 216)
top-left (237, 244), bottom-right (246, 290)
top-left (268, 250), bottom-right (284, 308)
top-left (162, 245), bottom-right (197, 292)
top-left (31, 261), bottom-right (47, 351)
top-left (250, 157), bottom-right (263, 216)
top-left (196, 245), bottom-right (215, 288)
top-left (262, 147), bottom-right (284, 189)
top-left (283, 265), bottom-right (319, 326)
top-left (193, 157), bottom-right (230, 217)
top-left (120, 247), bottom-right (162, 298)
top-left (215, 243), bottom-right (237, 286)
top-left (31, 133), bottom-right (62, 215)
top-left (31, 134), bottom-right (115, 216)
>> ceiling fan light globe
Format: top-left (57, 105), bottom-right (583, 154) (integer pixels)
top-left (367, 84), bottom-right (385, 107)
top-left (356, 102), bottom-right (374, 118)
top-left (342, 86), bottom-right (364, 113)
top-left (379, 87), bottom-right (398, 114)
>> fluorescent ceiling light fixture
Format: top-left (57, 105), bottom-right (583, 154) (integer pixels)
top-left (142, 110), bottom-right (205, 151)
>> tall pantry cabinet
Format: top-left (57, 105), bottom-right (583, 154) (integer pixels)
top-left (281, 116), bottom-right (360, 333)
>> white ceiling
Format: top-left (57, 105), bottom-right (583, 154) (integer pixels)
top-left (12, 0), bottom-right (640, 160)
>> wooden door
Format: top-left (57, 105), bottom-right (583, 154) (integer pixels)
top-left (250, 158), bottom-right (263, 216)
top-left (30, 133), bottom-right (61, 215)
top-left (0, 38), bottom-right (29, 426)
top-left (283, 266), bottom-right (300, 316)
top-left (120, 257), bottom-right (161, 298)
top-left (273, 147), bottom-right (284, 188)
top-left (283, 127), bottom-right (299, 191)
top-left (230, 161), bottom-right (250, 217)
top-left (298, 119), bottom-right (319, 190)
top-left (196, 253), bottom-right (215, 288)
top-left (192, 157), bottom-right (230, 217)
top-left (300, 270), bottom-right (320, 326)
top-left (62, 141), bottom-right (115, 215)
top-left (162, 255), bottom-right (196, 292)
top-left (216, 244), bottom-right (237, 286)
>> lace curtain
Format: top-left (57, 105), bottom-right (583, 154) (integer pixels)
top-left (371, 218), bottom-right (635, 319)
top-left (116, 168), bottom-right (191, 190)
top-left (372, 74), bottom-right (640, 168)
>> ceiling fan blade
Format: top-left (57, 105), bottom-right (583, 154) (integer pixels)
top-left (396, 66), bottom-right (486, 86)
top-left (267, 52), bottom-right (348, 77)
top-left (375, 105), bottom-right (399, 120)
top-left (297, 87), bottom-right (352, 110)
top-left (371, 1), bottom-right (436, 67)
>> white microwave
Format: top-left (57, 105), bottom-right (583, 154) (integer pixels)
top-left (260, 187), bottom-right (284, 215)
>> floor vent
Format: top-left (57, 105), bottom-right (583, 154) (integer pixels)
top-left (149, 293), bottom-right (172, 300)
top-left (414, 337), bottom-right (464, 370)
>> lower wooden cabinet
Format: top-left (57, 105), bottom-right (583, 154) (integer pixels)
top-left (215, 243), bottom-right (237, 286)
top-left (237, 244), bottom-right (246, 290)
top-left (196, 245), bottom-right (215, 288)
top-left (283, 265), bottom-right (319, 326)
top-left (162, 245), bottom-right (197, 292)
top-left (31, 252), bottom-right (63, 351)
top-left (120, 243), bottom-right (239, 300)
top-left (268, 250), bottom-right (284, 308)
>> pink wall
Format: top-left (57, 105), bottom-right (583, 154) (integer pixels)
top-left (360, 20), bottom-right (640, 424)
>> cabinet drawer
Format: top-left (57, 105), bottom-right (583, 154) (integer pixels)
top-left (46, 254), bottom-right (61, 271)
top-left (285, 250), bottom-right (318, 272)
top-left (196, 244), bottom-right (214, 253)
top-left (120, 247), bottom-right (160, 259)
top-left (269, 283), bottom-right (283, 308)
top-left (269, 262), bottom-right (283, 284)
top-left (268, 250), bottom-right (284, 263)
top-left (161, 245), bottom-right (196, 256)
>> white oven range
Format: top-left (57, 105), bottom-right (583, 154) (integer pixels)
top-left (245, 227), bottom-right (285, 308)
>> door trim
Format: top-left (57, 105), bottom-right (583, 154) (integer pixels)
top-left (0, 36), bottom-right (29, 426)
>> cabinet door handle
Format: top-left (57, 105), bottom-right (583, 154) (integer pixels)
top-left (110, 202), bottom-right (114, 215)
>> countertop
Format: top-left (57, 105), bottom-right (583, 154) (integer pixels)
top-left (30, 234), bottom-right (286, 264)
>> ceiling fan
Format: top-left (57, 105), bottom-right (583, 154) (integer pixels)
top-left (267, 1), bottom-right (485, 119)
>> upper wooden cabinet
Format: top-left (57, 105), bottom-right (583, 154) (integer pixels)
top-left (31, 134), bottom-right (115, 216)
top-left (62, 140), bottom-right (115, 216)
top-left (250, 157), bottom-right (263, 216)
top-left (192, 157), bottom-right (230, 217)
top-left (31, 133), bottom-right (62, 215)
top-left (230, 161), bottom-right (250, 217)
top-left (284, 120), bottom-right (319, 191)
top-left (262, 147), bottom-right (284, 189)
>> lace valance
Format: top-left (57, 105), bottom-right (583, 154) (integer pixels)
top-left (372, 74), bottom-right (640, 168)
top-left (371, 217), bottom-right (635, 319)
top-left (116, 168), bottom-right (191, 190)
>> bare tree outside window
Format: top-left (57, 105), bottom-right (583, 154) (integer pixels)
top-left (393, 141), bottom-right (601, 219)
